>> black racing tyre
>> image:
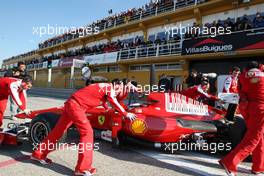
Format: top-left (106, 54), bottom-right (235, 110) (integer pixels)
top-left (228, 116), bottom-right (246, 149)
top-left (29, 113), bottom-right (67, 146)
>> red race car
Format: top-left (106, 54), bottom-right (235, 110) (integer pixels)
top-left (1, 92), bottom-right (246, 152)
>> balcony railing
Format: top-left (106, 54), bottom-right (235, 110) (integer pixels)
top-left (118, 41), bottom-right (182, 60)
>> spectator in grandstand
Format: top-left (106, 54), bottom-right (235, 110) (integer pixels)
top-left (235, 17), bottom-right (243, 31)
top-left (254, 12), bottom-right (264, 28)
top-left (154, 36), bottom-right (162, 45)
top-left (240, 14), bottom-right (252, 30)
top-left (224, 17), bottom-right (235, 32)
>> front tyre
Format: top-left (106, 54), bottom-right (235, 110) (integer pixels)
top-left (29, 113), bottom-right (67, 146)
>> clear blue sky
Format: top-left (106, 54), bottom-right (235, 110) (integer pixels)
top-left (0, 0), bottom-right (150, 65)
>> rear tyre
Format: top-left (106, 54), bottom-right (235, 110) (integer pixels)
top-left (227, 116), bottom-right (246, 149)
top-left (29, 113), bottom-right (67, 146)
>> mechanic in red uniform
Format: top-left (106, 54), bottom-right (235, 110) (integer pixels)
top-left (219, 61), bottom-right (264, 176)
top-left (103, 79), bottom-right (140, 145)
top-left (0, 76), bottom-right (32, 127)
top-left (223, 66), bottom-right (241, 119)
top-left (223, 66), bottom-right (240, 93)
top-left (181, 77), bottom-right (219, 102)
top-left (31, 79), bottom-right (137, 176)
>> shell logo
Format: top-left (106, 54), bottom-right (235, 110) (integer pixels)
top-left (130, 119), bottom-right (147, 135)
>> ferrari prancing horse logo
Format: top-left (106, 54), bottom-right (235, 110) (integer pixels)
top-left (98, 115), bottom-right (105, 125)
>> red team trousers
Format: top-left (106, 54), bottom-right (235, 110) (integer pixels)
top-left (0, 98), bottom-right (8, 127)
top-left (221, 102), bottom-right (264, 172)
top-left (33, 99), bottom-right (94, 172)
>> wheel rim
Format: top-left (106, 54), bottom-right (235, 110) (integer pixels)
top-left (31, 122), bottom-right (49, 144)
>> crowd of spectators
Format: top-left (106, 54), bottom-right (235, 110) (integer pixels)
top-left (38, 0), bottom-right (206, 49)
top-left (3, 50), bottom-right (36, 64)
top-left (185, 12), bottom-right (264, 38)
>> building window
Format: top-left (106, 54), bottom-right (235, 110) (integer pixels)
top-left (93, 67), bottom-right (107, 73)
top-left (141, 65), bottom-right (150, 71)
top-left (167, 63), bottom-right (182, 70)
top-left (130, 65), bottom-right (141, 71)
top-left (109, 66), bottom-right (121, 72)
top-left (156, 64), bottom-right (168, 70)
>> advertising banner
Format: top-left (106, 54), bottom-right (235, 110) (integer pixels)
top-left (42, 61), bottom-right (48, 68)
top-left (182, 30), bottom-right (264, 55)
top-left (58, 56), bottom-right (84, 67)
top-left (84, 52), bottom-right (118, 65)
top-left (52, 59), bottom-right (60, 67)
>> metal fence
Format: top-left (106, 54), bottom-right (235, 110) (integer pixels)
top-left (118, 41), bottom-right (182, 60)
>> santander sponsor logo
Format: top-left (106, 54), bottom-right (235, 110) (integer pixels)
top-left (165, 93), bottom-right (209, 116)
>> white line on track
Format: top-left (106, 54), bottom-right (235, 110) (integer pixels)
top-left (134, 149), bottom-right (251, 176)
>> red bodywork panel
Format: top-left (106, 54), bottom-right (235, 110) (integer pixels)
top-left (16, 92), bottom-right (226, 143)
top-left (0, 130), bottom-right (18, 145)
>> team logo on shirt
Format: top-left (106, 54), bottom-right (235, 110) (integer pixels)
top-left (250, 78), bottom-right (259, 83)
top-left (98, 115), bottom-right (105, 125)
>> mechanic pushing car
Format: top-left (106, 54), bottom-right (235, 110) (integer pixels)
top-left (103, 79), bottom-right (140, 145)
top-left (180, 77), bottom-right (219, 103)
top-left (0, 76), bottom-right (32, 127)
top-left (31, 79), bottom-right (137, 176)
top-left (219, 61), bottom-right (264, 176)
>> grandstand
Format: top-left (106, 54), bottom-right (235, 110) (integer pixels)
top-left (1, 0), bottom-right (264, 89)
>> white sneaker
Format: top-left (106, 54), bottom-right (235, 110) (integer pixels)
top-left (219, 161), bottom-right (236, 176)
top-left (75, 168), bottom-right (96, 176)
top-left (30, 155), bottom-right (52, 165)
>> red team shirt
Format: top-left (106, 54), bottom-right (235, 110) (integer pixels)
top-left (223, 75), bottom-right (238, 93)
top-left (0, 77), bottom-right (27, 111)
top-left (70, 83), bottom-right (128, 116)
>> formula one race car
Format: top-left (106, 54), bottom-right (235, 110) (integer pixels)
top-left (0, 92), bottom-right (246, 152)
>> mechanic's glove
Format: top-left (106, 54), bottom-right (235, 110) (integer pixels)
top-left (126, 113), bottom-right (137, 121)
top-left (22, 109), bottom-right (32, 115)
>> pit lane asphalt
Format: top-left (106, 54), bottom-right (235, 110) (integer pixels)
top-left (0, 94), bottom-right (253, 176)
